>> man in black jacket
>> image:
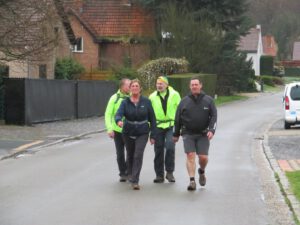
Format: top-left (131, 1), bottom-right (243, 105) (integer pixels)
top-left (173, 77), bottom-right (217, 191)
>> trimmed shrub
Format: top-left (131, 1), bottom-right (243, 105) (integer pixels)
top-left (284, 67), bottom-right (300, 77)
top-left (111, 66), bottom-right (138, 81)
top-left (260, 75), bottom-right (275, 86)
top-left (168, 73), bottom-right (217, 97)
top-left (137, 57), bottom-right (189, 90)
top-left (55, 57), bottom-right (85, 80)
top-left (260, 75), bottom-right (284, 86)
top-left (260, 56), bottom-right (274, 75)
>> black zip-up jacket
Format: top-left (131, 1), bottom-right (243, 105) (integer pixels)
top-left (115, 96), bottom-right (156, 139)
top-left (173, 91), bottom-right (217, 137)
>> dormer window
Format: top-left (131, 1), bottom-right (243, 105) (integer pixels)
top-left (72, 37), bottom-right (83, 52)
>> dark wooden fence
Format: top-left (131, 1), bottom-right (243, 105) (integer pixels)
top-left (4, 78), bottom-right (117, 125)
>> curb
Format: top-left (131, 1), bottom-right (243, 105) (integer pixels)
top-left (1, 129), bottom-right (106, 160)
top-left (262, 119), bottom-right (300, 222)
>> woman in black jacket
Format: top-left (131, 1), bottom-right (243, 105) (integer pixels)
top-left (115, 79), bottom-right (156, 190)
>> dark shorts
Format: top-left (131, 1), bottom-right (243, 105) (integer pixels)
top-left (182, 134), bottom-right (210, 155)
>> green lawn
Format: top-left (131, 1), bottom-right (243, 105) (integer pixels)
top-left (283, 76), bottom-right (300, 84)
top-left (263, 84), bottom-right (283, 92)
top-left (214, 95), bottom-right (248, 106)
top-left (286, 171), bottom-right (300, 202)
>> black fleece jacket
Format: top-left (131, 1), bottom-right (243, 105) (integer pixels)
top-left (173, 91), bottom-right (217, 137)
top-left (115, 96), bottom-right (156, 139)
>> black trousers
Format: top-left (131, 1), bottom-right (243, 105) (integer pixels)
top-left (123, 134), bottom-right (148, 184)
top-left (113, 131), bottom-right (127, 176)
top-left (154, 127), bottom-right (175, 177)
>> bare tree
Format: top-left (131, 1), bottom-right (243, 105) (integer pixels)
top-left (0, 0), bottom-right (64, 63)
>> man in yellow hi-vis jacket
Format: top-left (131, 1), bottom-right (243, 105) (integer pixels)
top-left (105, 78), bottom-right (130, 182)
top-left (149, 76), bottom-right (181, 183)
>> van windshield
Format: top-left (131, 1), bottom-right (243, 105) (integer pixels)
top-left (291, 85), bottom-right (300, 100)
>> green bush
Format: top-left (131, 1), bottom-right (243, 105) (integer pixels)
top-left (260, 56), bottom-right (274, 75)
top-left (260, 75), bottom-right (284, 86)
top-left (137, 57), bottom-right (189, 90)
top-left (284, 67), bottom-right (300, 77)
top-left (260, 75), bottom-right (275, 86)
top-left (168, 73), bottom-right (217, 97)
top-left (55, 57), bottom-right (85, 80)
top-left (111, 66), bottom-right (138, 81)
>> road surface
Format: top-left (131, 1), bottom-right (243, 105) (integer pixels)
top-left (0, 92), bottom-right (295, 225)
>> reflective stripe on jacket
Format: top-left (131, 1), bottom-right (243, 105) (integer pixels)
top-left (149, 86), bottom-right (181, 129)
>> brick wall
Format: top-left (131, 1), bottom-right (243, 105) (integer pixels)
top-left (69, 15), bottom-right (99, 72)
top-left (100, 42), bottom-right (150, 70)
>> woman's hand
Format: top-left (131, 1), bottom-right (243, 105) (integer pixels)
top-left (117, 121), bottom-right (123, 128)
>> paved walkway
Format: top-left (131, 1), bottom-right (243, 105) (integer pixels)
top-left (0, 116), bottom-right (105, 159)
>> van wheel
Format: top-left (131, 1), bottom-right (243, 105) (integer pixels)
top-left (284, 121), bottom-right (291, 129)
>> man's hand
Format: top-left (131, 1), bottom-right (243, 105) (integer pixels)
top-left (207, 131), bottom-right (214, 140)
top-left (117, 121), bottom-right (123, 128)
top-left (108, 131), bottom-right (114, 139)
top-left (173, 136), bottom-right (179, 143)
top-left (150, 138), bottom-right (155, 145)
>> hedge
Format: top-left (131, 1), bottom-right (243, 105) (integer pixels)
top-left (284, 67), bottom-right (300, 77)
top-left (260, 75), bottom-right (284, 86)
top-left (168, 73), bottom-right (217, 98)
top-left (260, 56), bottom-right (274, 75)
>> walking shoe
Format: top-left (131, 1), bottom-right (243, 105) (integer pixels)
top-left (153, 176), bottom-right (164, 183)
top-left (187, 180), bottom-right (196, 191)
top-left (132, 183), bottom-right (140, 190)
top-left (119, 175), bottom-right (127, 182)
top-left (165, 172), bottom-right (176, 182)
top-left (198, 169), bottom-right (206, 186)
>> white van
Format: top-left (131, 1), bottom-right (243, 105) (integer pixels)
top-left (283, 82), bottom-right (300, 129)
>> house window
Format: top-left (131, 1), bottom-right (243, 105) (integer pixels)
top-left (39, 64), bottom-right (47, 79)
top-left (72, 37), bottom-right (83, 52)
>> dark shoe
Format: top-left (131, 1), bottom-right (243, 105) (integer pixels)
top-left (153, 176), bottom-right (164, 183)
top-left (198, 169), bottom-right (206, 186)
top-left (165, 172), bottom-right (175, 182)
top-left (119, 175), bottom-right (127, 182)
top-left (187, 181), bottom-right (196, 191)
top-left (199, 174), bottom-right (206, 186)
top-left (132, 183), bottom-right (140, 190)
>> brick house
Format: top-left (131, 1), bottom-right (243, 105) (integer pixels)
top-left (1, 0), bottom-right (76, 79)
top-left (2, 0), bottom-right (155, 79)
top-left (63, 0), bottom-right (155, 72)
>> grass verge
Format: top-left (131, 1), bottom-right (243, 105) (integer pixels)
top-left (275, 172), bottom-right (300, 225)
top-left (284, 76), bottom-right (300, 84)
top-left (286, 171), bottom-right (300, 202)
top-left (263, 84), bottom-right (283, 92)
top-left (214, 95), bottom-right (248, 106)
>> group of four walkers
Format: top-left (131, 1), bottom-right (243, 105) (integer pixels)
top-left (104, 76), bottom-right (217, 191)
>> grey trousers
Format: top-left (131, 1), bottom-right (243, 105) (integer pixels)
top-left (154, 127), bottom-right (175, 177)
top-left (123, 134), bottom-right (148, 184)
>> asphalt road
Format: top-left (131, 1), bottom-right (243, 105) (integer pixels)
top-left (0, 92), bottom-right (295, 225)
top-left (268, 119), bottom-right (300, 160)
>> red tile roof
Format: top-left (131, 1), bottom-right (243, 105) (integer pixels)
top-left (237, 27), bottom-right (260, 53)
top-left (262, 35), bottom-right (278, 57)
top-left (63, 0), bottom-right (155, 41)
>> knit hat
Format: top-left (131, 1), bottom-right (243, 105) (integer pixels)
top-left (157, 76), bottom-right (169, 85)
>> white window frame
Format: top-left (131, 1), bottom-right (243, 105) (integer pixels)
top-left (72, 37), bottom-right (83, 53)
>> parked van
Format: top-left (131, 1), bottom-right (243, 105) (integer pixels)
top-left (283, 82), bottom-right (300, 129)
